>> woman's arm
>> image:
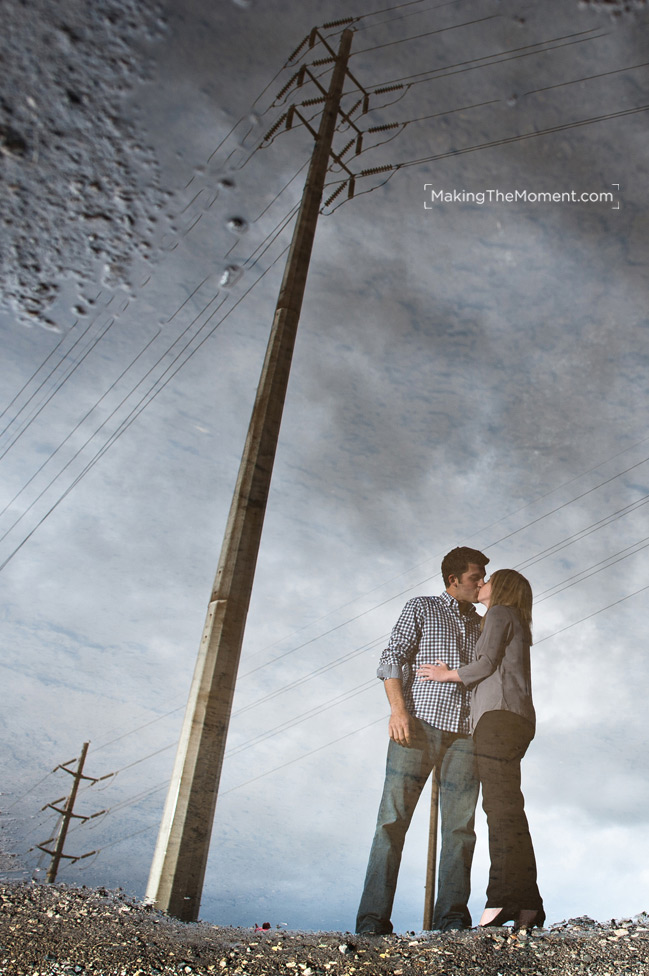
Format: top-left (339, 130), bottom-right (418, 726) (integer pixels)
top-left (416, 662), bottom-right (462, 683)
top-left (456, 606), bottom-right (513, 689)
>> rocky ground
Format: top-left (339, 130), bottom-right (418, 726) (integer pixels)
top-left (2, 883), bottom-right (649, 976)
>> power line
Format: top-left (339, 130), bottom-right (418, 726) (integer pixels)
top-left (353, 13), bottom-right (500, 55)
top-left (355, 58), bottom-right (649, 140)
top-left (536, 583), bottom-right (649, 645)
top-left (0, 326), bottom-right (162, 529)
top-left (7, 440), bottom-right (649, 809)
top-left (535, 534), bottom-right (649, 604)
top-left (0, 312), bottom-right (114, 461)
top-left (236, 453), bottom-right (649, 681)
top-left (363, 27), bottom-right (605, 90)
top-left (396, 101), bottom-right (649, 168)
top-left (353, 0), bottom-right (470, 34)
top-left (517, 496), bottom-right (649, 574)
top-left (220, 716), bottom-right (387, 797)
top-left (33, 489), bottom-right (649, 788)
top-left (0, 52), bottom-right (339, 513)
top-left (0, 317), bottom-right (81, 424)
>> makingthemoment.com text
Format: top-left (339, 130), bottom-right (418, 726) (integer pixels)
top-left (424, 187), bottom-right (616, 206)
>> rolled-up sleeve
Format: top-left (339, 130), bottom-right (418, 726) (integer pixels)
top-left (377, 599), bottom-right (421, 680)
top-left (457, 606), bottom-right (512, 689)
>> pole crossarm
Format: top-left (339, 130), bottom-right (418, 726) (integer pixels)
top-left (35, 844), bottom-right (95, 864)
top-left (146, 27), bottom-right (356, 924)
top-left (287, 19), bottom-right (357, 63)
top-left (44, 803), bottom-right (90, 820)
top-left (55, 759), bottom-right (98, 784)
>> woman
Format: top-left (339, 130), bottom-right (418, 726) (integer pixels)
top-left (417, 568), bottom-right (544, 930)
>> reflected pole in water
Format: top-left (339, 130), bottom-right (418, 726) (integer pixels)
top-left (146, 28), bottom-right (354, 923)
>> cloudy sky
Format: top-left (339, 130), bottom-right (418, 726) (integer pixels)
top-left (2, 0), bottom-right (649, 933)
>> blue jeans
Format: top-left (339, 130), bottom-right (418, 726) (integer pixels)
top-left (356, 718), bottom-right (479, 933)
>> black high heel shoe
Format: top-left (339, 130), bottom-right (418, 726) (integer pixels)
top-left (513, 908), bottom-right (545, 931)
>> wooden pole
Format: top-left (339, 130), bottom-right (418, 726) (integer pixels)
top-left (422, 769), bottom-right (439, 930)
top-left (146, 29), bottom-right (354, 923)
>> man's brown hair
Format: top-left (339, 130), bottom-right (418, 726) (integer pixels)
top-left (441, 546), bottom-right (489, 586)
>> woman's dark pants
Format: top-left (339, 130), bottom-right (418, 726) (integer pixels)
top-left (473, 710), bottom-right (543, 913)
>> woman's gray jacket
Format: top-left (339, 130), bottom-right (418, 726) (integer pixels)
top-left (457, 604), bottom-right (535, 734)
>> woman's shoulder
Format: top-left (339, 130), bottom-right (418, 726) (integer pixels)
top-left (486, 604), bottom-right (518, 621)
top-left (485, 604), bottom-right (521, 630)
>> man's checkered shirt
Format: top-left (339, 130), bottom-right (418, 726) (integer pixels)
top-left (377, 591), bottom-right (482, 734)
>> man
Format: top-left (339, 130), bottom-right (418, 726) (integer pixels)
top-left (355, 546), bottom-right (489, 933)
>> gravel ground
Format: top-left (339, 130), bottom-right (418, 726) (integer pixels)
top-left (3, 882), bottom-right (649, 976)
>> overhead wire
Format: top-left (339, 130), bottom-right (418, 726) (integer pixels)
top-left (0, 326), bottom-right (162, 529)
top-left (396, 101), bottom-right (649, 169)
top-left (167, 576), bottom-right (649, 801)
top-left (3, 770), bottom-right (59, 813)
top-left (236, 448), bottom-right (649, 682)
top-left (0, 317), bottom-right (82, 424)
top-left (95, 481), bottom-right (649, 758)
top-left (353, 13), bottom-right (500, 56)
top-left (535, 534), bottom-right (649, 604)
top-left (516, 495), bottom-right (649, 574)
top-left (535, 583), bottom-right (649, 645)
top-left (59, 681), bottom-right (382, 831)
top-left (352, 0), bottom-right (470, 34)
top-left (345, 58), bottom-right (649, 150)
top-left (225, 680), bottom-right (378, 758)
top-left (219, 715), bottom-right (387, 797)
top-left (0, 312), bottom-right (115, 462)
top-left (361, 27), bottom-right (605, 90)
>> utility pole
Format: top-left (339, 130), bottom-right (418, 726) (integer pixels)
top-left (35, 742), bottom-right (101, 882)
top-left (422, 773), bottom-right (439, 930)
top-left (146, 28), bottom-right (355, 923)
